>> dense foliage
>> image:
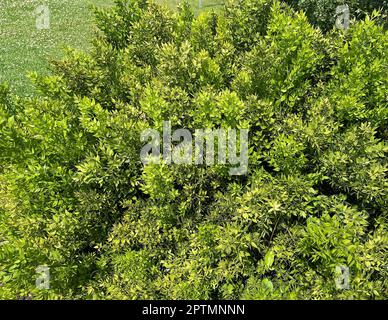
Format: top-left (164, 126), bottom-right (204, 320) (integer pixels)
top-left (285, 0), bottom-right (387, 31)
top-left (0, 0), bottom-right (387, 299)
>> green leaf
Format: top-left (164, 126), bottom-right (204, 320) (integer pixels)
top-left (264, 250), bottom-right (275, 269)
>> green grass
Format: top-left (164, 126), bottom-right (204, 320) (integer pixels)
top-left (0, 0), bottom-right (115, 95)
top-left (0, 0), bottom-right (224, 96)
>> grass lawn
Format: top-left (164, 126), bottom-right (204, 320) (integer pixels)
top-left (0, 0), bottom-right (224, 96)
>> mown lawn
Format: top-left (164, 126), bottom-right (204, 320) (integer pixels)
top-left (0, 0), bottom-right (224, 95)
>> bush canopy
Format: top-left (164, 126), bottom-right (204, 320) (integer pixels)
top-left (0, 0), bottom-right (387, 299)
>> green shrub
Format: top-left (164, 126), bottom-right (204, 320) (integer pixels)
top-left (284, 0), bottom-right (387, 32)
top-left (0, 0), bottom-right (387, 300)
